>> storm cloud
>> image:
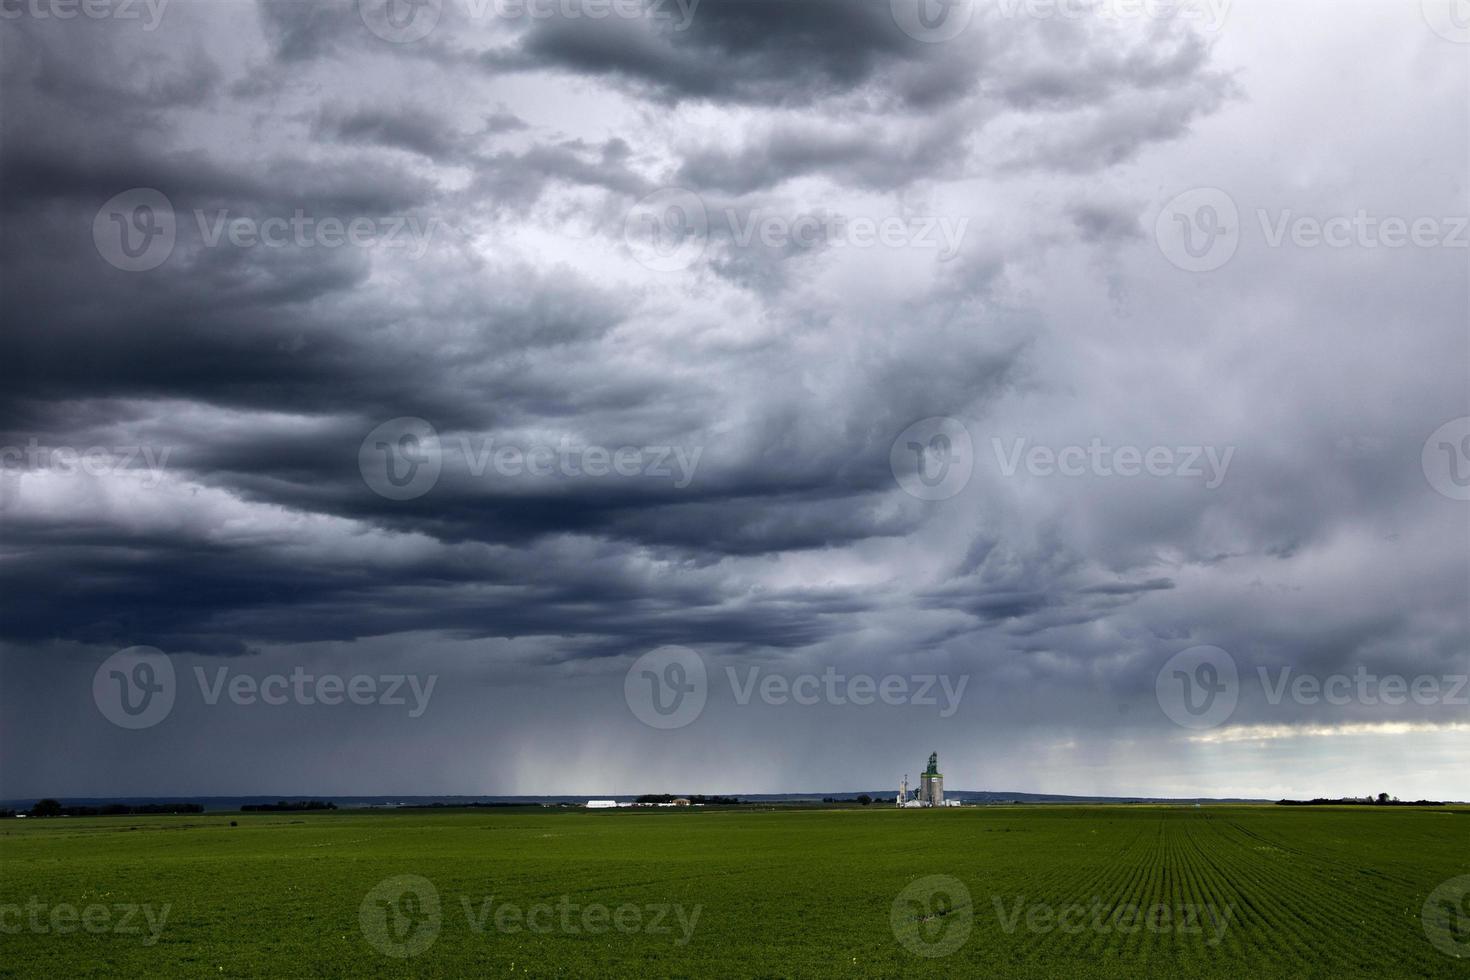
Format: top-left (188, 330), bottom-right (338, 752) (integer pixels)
top-left (0, 0), bottom-right (1465, 802)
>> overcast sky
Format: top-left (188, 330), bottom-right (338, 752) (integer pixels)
top-left (1, 0), bottom-right (1466, 802)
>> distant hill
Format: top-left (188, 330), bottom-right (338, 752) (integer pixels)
top-left (745, 790), bottom-right (1274, 804)
top-left (0, 790), bottom-right (1279, 811)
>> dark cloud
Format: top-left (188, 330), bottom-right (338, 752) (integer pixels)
top-left (503, 0), bottom-right (922, 106)
top-left (315, 104), bottom-right (468, 159)
top-left (1069, 201), bottom-right (1143, 242)
top-left (0, 0), bottom-right (1463, 801)
top-left (674, 118), bottom-right (968, 193)
top-left (256, 0), bottom-right (355, 62)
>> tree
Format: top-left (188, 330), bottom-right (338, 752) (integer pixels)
top-left (30, 799), bottom-right (62, 817)
top-left (1376, 792), bottom-right (1390, 805)
top-left (857, 794), bottom-right (872, 806)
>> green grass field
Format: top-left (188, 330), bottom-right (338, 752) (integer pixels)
top-left (1, 805), bottom-right (1467, 977)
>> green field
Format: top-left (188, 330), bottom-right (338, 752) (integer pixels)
top-left (1, 805), bottom-right (1467, 977)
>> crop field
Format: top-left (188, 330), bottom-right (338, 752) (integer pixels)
top-left (1, 805), bottom-right (1467, 977)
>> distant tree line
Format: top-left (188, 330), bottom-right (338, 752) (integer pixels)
top-left (1, 799), bottom-right (204, 818)
top-left (634, 794), bottom-right (742, 805)
top-left (822, 795), bottom-right (874, 805)
top-left (1276, 794), bottom-right (1445, 807)
top-left (240, 800), bottom-right (337, 812)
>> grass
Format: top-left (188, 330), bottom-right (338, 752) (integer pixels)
top-left (0, 804), bottom-right (1466, 977)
